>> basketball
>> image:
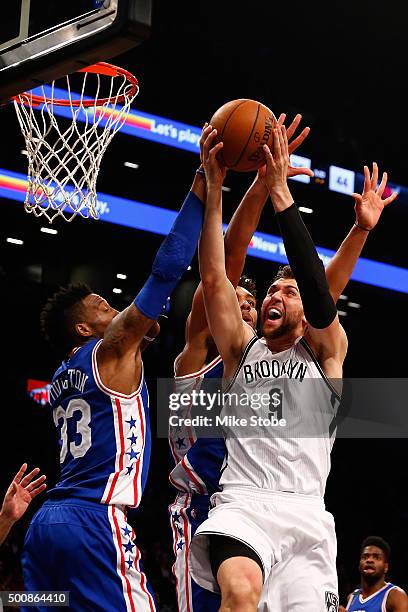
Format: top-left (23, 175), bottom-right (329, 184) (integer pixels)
top-left (209, 99), bottom-right (276, 172)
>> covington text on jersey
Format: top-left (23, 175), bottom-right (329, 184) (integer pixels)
top-left (49, 369), bottom-right (89, 404)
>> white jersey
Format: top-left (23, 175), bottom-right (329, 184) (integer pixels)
top-left (168, 354), bottom-right (223, 466)
top-left (220, 335), bottom-right (341, 497)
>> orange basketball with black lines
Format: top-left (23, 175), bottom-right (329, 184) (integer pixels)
top-left (209, 99), bottom-right (276, 172)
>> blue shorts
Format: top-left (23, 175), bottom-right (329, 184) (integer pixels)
top-left (22, 498), bottom-right (156, 612)
top-left (169, 493), bottom-right (220, 612)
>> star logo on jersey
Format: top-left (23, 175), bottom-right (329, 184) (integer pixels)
top-left (177, 540), bottom-right (184, 550)
top-left (126, 557), bottom-right (134, 569)
top-left (325, 591), bottom-right (339, 612)
top-left (126, 464), bottom-right (134, 475)
top-left (128, 433), bottom-right (138, 445)
top-left (177, 526), bottom-right (183, 537)
top-left (126, 448), bottom-right (140, 461)
top-left (126, 416), bottom-right (137, 429)
top-left (175, 437), bottom-right (186, 449)
top-left (122, 526), bottom-right (132, 537)
top-left (123, 540), bottom-right (135, 553)
top-left (172, 511), bottom-right (180, 523)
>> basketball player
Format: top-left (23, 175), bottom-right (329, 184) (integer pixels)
top-left (169, 114), bottom-right (314, 612)
top-left (340, 536), bottom-right (408, 611)
top-left (188, 124), bottom-right (398, 611)
top-left (170, 123), bottom-right (396, 611)
top-left (21, 174), bottom-right (207, 612)
top-left (0, 464), bottom-right (46, 546)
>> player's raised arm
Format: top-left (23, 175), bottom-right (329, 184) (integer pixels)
top-left (177, 116), bottom-right (312, 375)
top-left (325, 162), bottom-right (397, 302)
top-left (199, 129), bottom-right (251, 369)
top-left (263, 126), bottom-right (346, 377)
top-left (224, 113), bottom-right (312, 286)
top-left (100, 178), bottom-right (205, 359)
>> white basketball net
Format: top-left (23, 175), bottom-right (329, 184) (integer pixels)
top-left (13, 66), bottom-right (139, 223)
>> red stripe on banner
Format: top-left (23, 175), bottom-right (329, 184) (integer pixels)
top-left (133, 396), bottom-right (144, 507)
top-left (132, 529), bottom-right (156, 612)
top-left (112, 507), bottom-right (136, 612)
top-left (105, 398), bottom-right (126, 504)
top-left (181, 456), bottom-right (205, 495)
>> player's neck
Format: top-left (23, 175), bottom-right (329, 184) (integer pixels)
top-left (265, 332), bottom-right (299, 354)
top-left (361, 577), bottom-right (387, 597)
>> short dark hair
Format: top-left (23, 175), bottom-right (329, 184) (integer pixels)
top-left (238, 275), bottom-right (257, 299)
top-left (40, 284), bottom-right (92, 357)
top-left (360, 536), bottom-right (391, 562)
top-left (272, 265), bottom-right (295, 284)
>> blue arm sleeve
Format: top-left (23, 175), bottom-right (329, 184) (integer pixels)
top-left (134, 190), bottom-right (203, 320)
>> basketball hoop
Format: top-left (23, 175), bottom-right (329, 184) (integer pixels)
top-left (12, 62), bottom-right (139, 223)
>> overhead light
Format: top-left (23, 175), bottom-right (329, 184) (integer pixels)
top-left (113, 288), bottom-right (122, 294)
top-left (124, 161), bottom-right (139, 169)
top-left (40, 227), bottom-right (58, 235)
top-left (298, 206), bottom-right (313, 214)
top-left (187, 266), bottom-right (192, 271)
top-left (222, 186), bottom-right (231, 192)
top-left (337, 310), bottom-right (347, 317)
top-left (116, 273), bottom-right (127, 280)
top-left (339, 295), bottom-right (348, 300)
top-left (6, 237), bottom-right (23, 245)
top-left (348, 301), bottom-right (361, 309)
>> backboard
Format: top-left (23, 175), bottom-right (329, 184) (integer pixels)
top-left (0, 0), bottom-right (151, 103)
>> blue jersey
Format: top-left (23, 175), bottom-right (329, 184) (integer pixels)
top-left (48, 339), bottom-right (151, 507)
top-left (169, 355), bottom-right (225, 497)
top-left (347, 583), bottom-right (399, 611)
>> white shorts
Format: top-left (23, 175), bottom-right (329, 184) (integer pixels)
top-left (189, 487), bottom-right (339, 612)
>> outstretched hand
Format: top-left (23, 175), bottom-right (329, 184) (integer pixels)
top-left (352, 163), bottom-right (398, 231)
top-left (200, 123), bottom-right (227, 189)
top-left (262, 124), bottom-right (290, 193)
top-left (1, 463), bottom-right (47, 524)
top-left (255, 113), bottom-right (313, 184)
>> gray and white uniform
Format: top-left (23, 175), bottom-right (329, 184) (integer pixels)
top-left (189, 335), bottom-right (341, 611)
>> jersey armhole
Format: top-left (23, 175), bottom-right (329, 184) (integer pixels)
top-left (92, 339), bottom-right (144, 400)
top-left (299, 337), bottom-right (341, 402)
top-left (224, 335), bottom-right (258, 393)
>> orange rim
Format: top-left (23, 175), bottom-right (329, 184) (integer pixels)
top-left (12, 62), bottom-right (138, 107)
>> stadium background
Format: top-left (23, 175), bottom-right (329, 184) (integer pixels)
top-left (1, 1), bottom-right (407, 609)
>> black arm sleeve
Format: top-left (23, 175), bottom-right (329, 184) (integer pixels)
top-left (275, 202), bottom-right (337, 329)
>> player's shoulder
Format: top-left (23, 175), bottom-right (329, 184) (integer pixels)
top-left (387, 584), bottom-right (408, 604)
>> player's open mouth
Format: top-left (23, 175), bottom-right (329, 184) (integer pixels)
top-left (267, 307), bottom-right (283, 321)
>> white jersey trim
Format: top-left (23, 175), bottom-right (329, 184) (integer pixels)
top-left (299, 337), bottom-right (341, 401)
top-left (174, 353), bottom-right (223, 380)
top-left (224, 334), bottom-right (258, 393)
top-left (92, 339), bottom-right (144, 400)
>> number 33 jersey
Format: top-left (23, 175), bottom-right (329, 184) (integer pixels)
top-left (48, 339), bottom-right (151, 507)
top-left (220, 336), bottom-right (341, 497)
